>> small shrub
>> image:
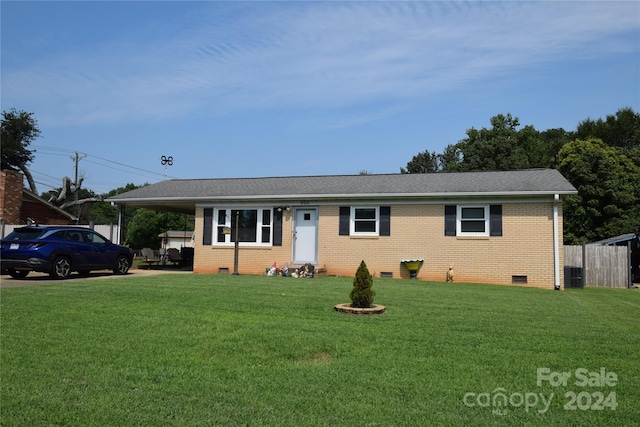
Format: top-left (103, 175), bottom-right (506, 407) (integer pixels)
top-left (350, 260), bottom-right (375, 308)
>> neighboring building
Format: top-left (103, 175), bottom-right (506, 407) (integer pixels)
top-left (0, 169), bottom-right (77, 228)
top-left (158, 230), bottom-right (194, 249)
top-left (109, 169), bottom-right (577, 289)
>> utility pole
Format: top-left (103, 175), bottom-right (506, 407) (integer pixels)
top-left (70, 151), bottom-right (87, 221)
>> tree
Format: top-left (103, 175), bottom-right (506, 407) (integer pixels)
top-left (349, 260), bottom-right (375, 308)
top-left (455, 113), bottom-right (547, 171)
top-left (400, 144), bottom-right (462, 173)
top-left (125, 208), bottom-right (194, 249)
top-left (558, 138), bottom-right (640, 244)
top-left (1, 108), bottom-right (41, 193)
top-left (89, 184), bottom-right (140, 225)
top-left (401, 150), bottom-right (440, 173)
top-left (575, 107), bottom-right (640, 153)
top-left (439, 143), bottom-right (463, 172)
top-left (540, 128), bottom-right (572, 168)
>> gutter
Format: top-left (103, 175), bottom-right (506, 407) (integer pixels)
top-left (108, 190), bottom-right (578, 204)
top-left (553, 194), bottom-right (561, 290)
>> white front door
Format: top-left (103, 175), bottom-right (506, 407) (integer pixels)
top-left (293, 208), bottom-right (318, 264)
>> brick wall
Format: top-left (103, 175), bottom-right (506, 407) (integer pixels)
top-left (192, 201), bottom-right (564, 289)
top-left (318, 203), bottom-right (563, 288)
top-left (0, 170), bottom-right (23, 224)
top-left (192, 206), bottom-right (294, 275)
top-left (21, 199), bottom-right (73, 225)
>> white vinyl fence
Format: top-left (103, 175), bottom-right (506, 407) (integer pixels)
top-left (1, 223), bottom-right (121, 244)
top-left (564, 245), bottom-right (629, 288)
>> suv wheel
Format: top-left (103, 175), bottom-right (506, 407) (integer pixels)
top-left (50, 256), bottom-right (72, 279)
top-left (8, 269), bottom-right (29, 279)
top-left (113, 255), bottom-right (131, 275)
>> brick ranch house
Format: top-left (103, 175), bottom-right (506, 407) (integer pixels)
top-left (108, 168), bottom-right (577, 289)
top-left (1, 169), bottom-right (77, 228)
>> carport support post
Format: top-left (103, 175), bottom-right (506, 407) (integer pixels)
top-left (233, 210), bottom-right (240, 275)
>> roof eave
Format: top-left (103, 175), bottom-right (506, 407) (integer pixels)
top-left (108, 190), bottom-right (577, 204)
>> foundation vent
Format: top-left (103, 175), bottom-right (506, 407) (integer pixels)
top-left (512, 275), bottom-right (528, 284)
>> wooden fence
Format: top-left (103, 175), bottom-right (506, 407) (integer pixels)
top-left (564, 245), bottom-right (629, 288)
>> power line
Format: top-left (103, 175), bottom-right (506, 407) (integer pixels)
top-left (83, 159), bottom-right (168, 181)
top-left (31, 145), bottom-right (179, 180)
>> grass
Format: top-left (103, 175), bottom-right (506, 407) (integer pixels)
top-left (1, 274), bottom-right (639, 426)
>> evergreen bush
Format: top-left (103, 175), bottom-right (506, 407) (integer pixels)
top-left (350, 260), bottom-right (375, 308)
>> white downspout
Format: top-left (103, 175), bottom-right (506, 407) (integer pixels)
top-left (553, 194), bottom-right (560, 290)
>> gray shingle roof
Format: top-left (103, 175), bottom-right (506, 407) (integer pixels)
top-left (108, 169), bottom-right (576, 213)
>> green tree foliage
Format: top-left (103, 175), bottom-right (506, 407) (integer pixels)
top-left (400, 145), bottom-right (462, 173)
top-left (125, 208), bottom-right (194, 249)
top-left (89, 184), bottom-right (140, 225)
top-left (558, 138), bottom-right (640, 244)
top-left (349, 260), bottom-right (375, 308)
top-left (1, 108), bottom-right (41, 193)
top-left (439, 144), bottom-right (463, 172)
top-left (455, 114), bottom-right (549, 171)
top-left (575, 107), bottom-right (640, 152)
top-left (402, 114), bottom-right (555, 173)
top-left (540, 128), bottom-right (572, 168)
top-left (400, 150), bottom-right (440, 173)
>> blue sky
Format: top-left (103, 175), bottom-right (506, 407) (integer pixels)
top-left (2, 1), bottom-right (639, 195)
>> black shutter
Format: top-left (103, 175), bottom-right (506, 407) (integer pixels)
top-left (490, 205), bottom-right (502, 236)
top-left (203, 208), bottom-right (213, 245)
top-left (273, 209), bottom-right (283, 246)
top-left (339, 207), bottom-right (350, 235)
top-left (444, 205), bottom-right (456, 236)
top-left (380, 206), bottom-right (391, 236)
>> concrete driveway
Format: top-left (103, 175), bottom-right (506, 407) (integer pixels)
top-left (0, 267), bottom-right (192, 288)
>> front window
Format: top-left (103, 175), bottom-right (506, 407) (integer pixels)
top-left (351, 207), bottom-right (379, 236)
top-left (214, 208), bottom-right (272, 245)
top-left (457, 206), bottom-right (489, 236)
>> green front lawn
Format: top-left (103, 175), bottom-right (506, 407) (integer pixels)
top-left (1, 275), bottom-right (638, 426)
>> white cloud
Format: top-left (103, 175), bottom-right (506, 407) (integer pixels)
top-left (2, 1), bottom-right (638, 127)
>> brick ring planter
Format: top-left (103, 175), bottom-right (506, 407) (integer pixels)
top-left (334, 303), bottom-right (386, 315)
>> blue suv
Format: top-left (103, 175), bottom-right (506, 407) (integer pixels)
top-left (1, 226), bottom-right (133, 279)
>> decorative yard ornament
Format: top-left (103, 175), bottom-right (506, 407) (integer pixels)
top-left (161, 155), bottom-right (173, 179)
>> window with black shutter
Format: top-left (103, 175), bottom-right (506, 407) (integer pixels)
top-left (380, 206), bottom-right (391, 236)
top-left (490, 205), bottom-right (502, 236)
top-left (203, 208), bottom-right (213, 245)
top-left (339, 207), bottom-right (350, 235)
top-left (444, 205), bottom-right (456, 236)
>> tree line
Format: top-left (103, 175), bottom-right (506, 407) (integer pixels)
top-left (402, 107), bottom-right (640, 244)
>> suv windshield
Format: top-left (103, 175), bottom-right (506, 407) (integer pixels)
top-left (3, 228), bottom-right (47, 241)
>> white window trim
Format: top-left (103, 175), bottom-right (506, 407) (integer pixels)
top-left (213, 207), bottom-right (273, 246)
top-left (350, 206), bottom-right (379, 236)
top-left (456, 205), bottom-right (490, 237)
